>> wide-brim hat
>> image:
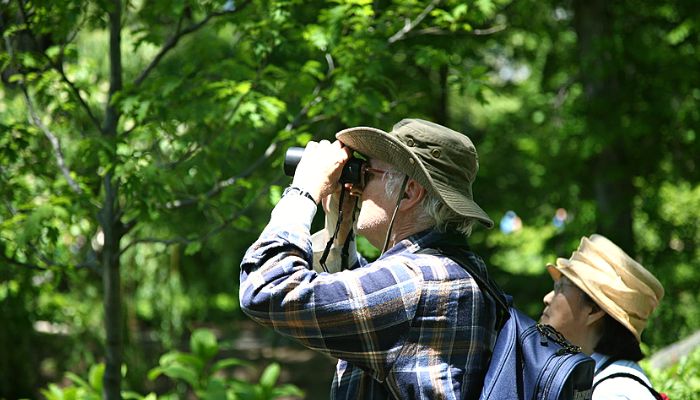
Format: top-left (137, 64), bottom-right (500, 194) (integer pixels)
top-left (335, 118), bottom-right (493, 228)
top-left (547, 234), bottom-right (664, 342)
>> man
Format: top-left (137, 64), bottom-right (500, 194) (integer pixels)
top-left (239, 119), bottom-right (501, 399)
top-left (540, 234), bottom-right (665, 400)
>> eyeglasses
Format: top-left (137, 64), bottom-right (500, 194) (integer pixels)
top-left (553, 280), bottom-right (573, 294)
top-left (362, 165), bottom-right (395, 186)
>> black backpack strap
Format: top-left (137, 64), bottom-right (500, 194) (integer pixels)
top-left (593, 372), bottom-right (663, 400)
top-left (417, 246), bottom-right (510, 329)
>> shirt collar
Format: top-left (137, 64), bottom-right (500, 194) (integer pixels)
top-left (378, 229), bottom-right (467, 258)
top-left (591, 352), bottom-right (610, 372)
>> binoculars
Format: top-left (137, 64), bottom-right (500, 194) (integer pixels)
top-left (283, 147), bottom-right (365, 185)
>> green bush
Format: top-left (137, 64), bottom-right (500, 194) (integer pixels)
top-left (40, 328), bottom-right (303, 400)
top-left (41, 328), bottom-right (700, 399)
top-left (644, 345), bottom-right (700, 399)
top-left (41, 363), bottom-right (106, 400)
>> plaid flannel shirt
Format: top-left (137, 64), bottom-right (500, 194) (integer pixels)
top-left (239, 192), bottom-right (499, 399)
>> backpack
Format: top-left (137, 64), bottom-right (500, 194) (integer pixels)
top-left (593, 358), bottom-right (670, 400)
top-left (419, 244), bottom-right (595, 400)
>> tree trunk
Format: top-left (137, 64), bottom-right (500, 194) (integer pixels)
top-left (573, 0), bottom-right (635, 253)
top-left (0, 283), bottom-right (36, 398)
top-left (433, 64), bottom-right (449, 126)
top-left (101, 0), bottom-right (123, 398)
top-left (592, 147), bottom-right (635, 253)
top-left (100, 176), bottom-right (123, 400)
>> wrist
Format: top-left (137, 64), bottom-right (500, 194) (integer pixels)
top-left (291, 177), bottom-right (325, 202)
top-left (283, 186), bottom-right (317, 204)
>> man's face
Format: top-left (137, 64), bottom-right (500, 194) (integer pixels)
top-left (356, 159), bottom-right (397, 248)
top-left (539, 276), bottom-right (594, 348)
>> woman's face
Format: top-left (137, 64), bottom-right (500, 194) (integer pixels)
top-left (539, 276), bottom-right (596, 348)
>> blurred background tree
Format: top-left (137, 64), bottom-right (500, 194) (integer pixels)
top-left (1, 0), bottom-right (698, 398)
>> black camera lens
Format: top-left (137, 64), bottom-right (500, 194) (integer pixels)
top-left (283, 146), bottom-right (365, 185)
top-left (339, 158), bottom-right (364, 185)
top-left (283, 147), bottom-right (305, 177)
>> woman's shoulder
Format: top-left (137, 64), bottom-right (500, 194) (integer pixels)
top-left (596, 359), bottom-right (649, 381)
top-left (593, 359), bottom-right (656, 400)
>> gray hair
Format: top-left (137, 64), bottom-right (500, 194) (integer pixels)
top-left (382, 170), bottom-right (475, 236)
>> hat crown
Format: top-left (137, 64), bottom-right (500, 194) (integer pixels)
top-left (391, 119), bottom-right (479, 184)
top-left (574, 235), bottom-right (664, 300)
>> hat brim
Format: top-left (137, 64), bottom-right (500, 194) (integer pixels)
top-left (547, 263), bottom-right (562, 280)
top-left (336, 126), bottom-right (494, 228)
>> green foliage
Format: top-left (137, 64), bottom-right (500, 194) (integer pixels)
top-left (644, 346), bottom-right (700, 399)
top-left (41, 363), bottom-right (106, 400)
top-left (148, 328), bottom-right (303, 399)
top-left (2, 0), bottom-right (700, 397)
top-left (41, 329), bottom-right (303, 399)
top-left (486, 225), bottom-right (558, 276)
top-left (456, 0), bottom-right (700, 349)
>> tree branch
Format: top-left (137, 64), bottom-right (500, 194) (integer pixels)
top-left (121, 174), bottom-right (282, 255)
top-left (387, 3), bottom-right (506, 43)
top-left (0, 169), bottom-right (99, 274)
top-left (553, 77), bottom-right (577, 109)
top-left (15, 0), bottom-right (104, 132)
top-left (0, 245), bottom-right (100, 273)
top-left (388, 0), bottom-right (442, 44)
top-left (165, 138), bottom-right (278, 209)
top-left (649, 329), bottom-right (700, 370)
top-left (20, 87), bottom-right (84, 195)
top-left (120, 49), bottom-right (336, 254)
top-left (411, 24), bottom-right (507, 37)
top-left (1, 253), bottom-right (49, 271)
top-left (161, 56), bottom-right (269, 170)
top-left (472, 24), bottom-right (508, 36)
top-left (0, 16), bottom-right (84, 195)
top-left (0, 253), bottom-right (101, 275)
top-left (166, 53), bottom-right (335, 209)
top-left (134, 1), bottom-right (252, 87)
top-left (282, 53), bottom-right (334, 132)
top-left (51, 62), bottom-right (104, 132)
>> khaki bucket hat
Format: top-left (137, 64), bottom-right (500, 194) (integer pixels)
top-left (335, 118), bottom-right (493, 228)
top-left (547, 234), bottom-right (664, 342)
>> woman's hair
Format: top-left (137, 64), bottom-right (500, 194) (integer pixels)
top-left (382, 169), bottom-right (476, 236)
top-left (580, 292), bottom-right (645, 361)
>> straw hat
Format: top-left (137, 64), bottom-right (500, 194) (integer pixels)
top-left (547, 234), bottom-right (664, 342)
top-left (335, 118), bottom-right (493, 228)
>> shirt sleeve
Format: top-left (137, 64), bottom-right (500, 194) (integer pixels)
top-left (239, 193), bottom-right (422, 374)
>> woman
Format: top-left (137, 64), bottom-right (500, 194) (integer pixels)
top-left (539, 234), bottom-right (666, 400)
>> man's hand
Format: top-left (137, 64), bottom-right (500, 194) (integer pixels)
top-left (291, 140), bottom-right (352, 203)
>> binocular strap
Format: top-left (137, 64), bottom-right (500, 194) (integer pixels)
top-left (319, 173), bottom-right (408, 271)
top-left (381, 175), bottom-right (410, 254)
top-left (319, 188), bottom-right (359, 272)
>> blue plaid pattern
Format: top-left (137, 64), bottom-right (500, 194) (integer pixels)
top-left (240, 194), bottom-right (498, 399)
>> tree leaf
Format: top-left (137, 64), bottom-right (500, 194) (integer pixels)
top-left (159, 364), bottom-right (199, 388)
top-left (258, 363), bottom-right (280, 388)
top-left (190, 328), bottom-right (218, 361)
top-left (211, 357), bottom-right (253, 373)
top-left (88, 363), bottom-right (105, 392)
